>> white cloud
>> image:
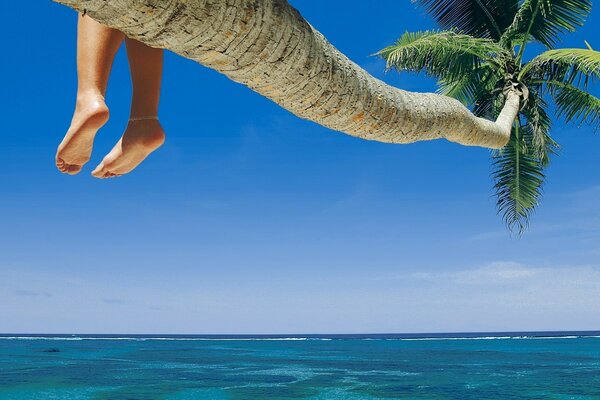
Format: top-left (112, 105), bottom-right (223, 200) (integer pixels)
top-left (385, 261), bottom-right (600, 331)
top-left (407, 261), bottom-right (600, 290)
top-left (411, 261), bottom-right (538, 284)
top-left (403, 262), bottom-right (600, 311)
top-left (2, 262), bottom-right (600, 334)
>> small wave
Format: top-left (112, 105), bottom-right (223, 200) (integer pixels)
top-left (399, 335), bottom-right (600, 341)
top-left (401, 336), bottom-right (513, 341)
top-left (0, 336), bottom-right (313, 342)
top-left (1, 335), bottom-right (598, 341)
top-left (399, 336), bottom-right (583, 341)
top-left (519, 335), bottom-right (600, 340)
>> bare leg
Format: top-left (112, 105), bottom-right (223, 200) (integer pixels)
top-left (56, 15), bottom-right (124, 175)
top-left (92, 39), bottom-right (165, 178)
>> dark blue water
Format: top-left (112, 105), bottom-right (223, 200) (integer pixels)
top-left (1, 332), bottom-right (599, 399)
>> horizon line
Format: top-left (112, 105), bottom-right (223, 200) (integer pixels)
top-left (2, 330), bottom-right (599, 336)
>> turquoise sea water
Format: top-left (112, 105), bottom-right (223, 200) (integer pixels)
top-left (1, 333), bottom-right (599, 399)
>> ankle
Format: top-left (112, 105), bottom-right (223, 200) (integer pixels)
top-left (76, 88), bottom-right (104, 99)
top-left (73, 93), bottom-right (107, 116)
top-left (126, 118), bottom-right (165, 145)
top-left (129, 102), bottom-right (158, 119)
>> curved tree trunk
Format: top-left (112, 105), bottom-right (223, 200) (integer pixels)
top-left (53, 0), bottom-right (519, 149)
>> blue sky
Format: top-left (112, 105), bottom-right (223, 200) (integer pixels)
top-left (0, 1), bottom-right (599, 334)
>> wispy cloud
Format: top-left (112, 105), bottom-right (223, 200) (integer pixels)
top-left (13, 290), bottom-right (52, 298)
top-left (403, 261), bottom-right (600, 305)
top-left (409, 261), bottom-right (552, 285)
top-left (101, 298), bottom-right (127, 305)
top-left (2, 262), bottom-right (599, 333)
top-left (467, 185), bottom-right (600, 245)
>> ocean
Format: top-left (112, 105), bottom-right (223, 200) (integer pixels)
top-left (1, 332), bottom-right (599, 399)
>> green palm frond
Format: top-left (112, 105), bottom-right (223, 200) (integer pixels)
top-left (438, 75), bottom-right (481, 104)
top-left (473, 91), bottom-right (501, 118)
top-left (521, 48), bottom-right (600, 86)
top-left (502, 0), bottom-right (591, 48)
top-left (438, 64), bottom-right (501, 105)
top-left (492, 124), bottom-right (546, 234)
top-left (382, 3), bottom-right (597, 234)
top-left (519, 93), bottom-right (557, 162)
top-left (379, 30), bottom-right (507, 81)
top-left (472, 78), bottom-right (506, 118)
top-left (437, 65), bottom-right (506, 122)
top-left (413, 0), bottom-right (519, 40)
top-left (546, 81), bottom-right (600, 126)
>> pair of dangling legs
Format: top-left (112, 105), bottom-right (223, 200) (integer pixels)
top-left (56, 14), bottom-right (165, 178)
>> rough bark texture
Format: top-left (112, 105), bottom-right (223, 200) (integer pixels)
top-left (53, 0), bottom-right (519, 148)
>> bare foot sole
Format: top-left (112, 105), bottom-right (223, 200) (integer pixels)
top-left (56, 94), bottom-right (109, 175)
top-left (92, 118), bottom-right (165, 178)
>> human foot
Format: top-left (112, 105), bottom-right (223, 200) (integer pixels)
top-left (56, 93), bottom-right (109, 175)
top-left (91, 117), bottom-right (165, 178)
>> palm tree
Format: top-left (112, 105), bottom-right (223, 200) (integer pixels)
top-left (53, 0), bottom-right (598, 232)
top-left (379, 0), bottom-right (600, 232)
top-left (53, 1), bottom-right (523, 148)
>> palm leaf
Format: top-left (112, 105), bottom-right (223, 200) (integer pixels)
top-left (502, 0), bottom-right (591, 48)
top-left (437, 65), bottom-right (506, 124)
top-left (379, 30), bottom-right (507, 81)
top-left (547, 81), bottom-right (600, 126)
top-left (473, 91), bottom-right (501, 118)
top-left (438, 64), bottom-right (501, 105)
top-left (492, 123), bottom-right (546, 234)
top-left (519, 92), bottom-right (558, 162)
top-left (473, 78), bottom-right (506, 118)
top-left (413, 0), bottom-right (519, 40)
top-left (438, 75), bottom-right (482, 104)
top-left (521, 48), bottom-right (600, 87)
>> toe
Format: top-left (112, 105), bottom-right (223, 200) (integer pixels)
top-left (66, 164), bottom-right (82, 175)
top-left (56, 158), bottom-right (68, 173)
top-left (91, 163), bottom-right (106, 178)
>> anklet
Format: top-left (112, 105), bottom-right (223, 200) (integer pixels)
top-left (129, 116), bottom-right (159, 122)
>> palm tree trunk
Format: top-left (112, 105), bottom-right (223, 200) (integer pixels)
top-left (53, 0), bottom-right (519, 149)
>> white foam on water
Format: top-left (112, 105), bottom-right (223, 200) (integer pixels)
top-left (0, 335), bottom-right (598, 341)
top-left (398, 335), bottom-right (600, 341)
top-left (0, 336), bottom-right (312, 341)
